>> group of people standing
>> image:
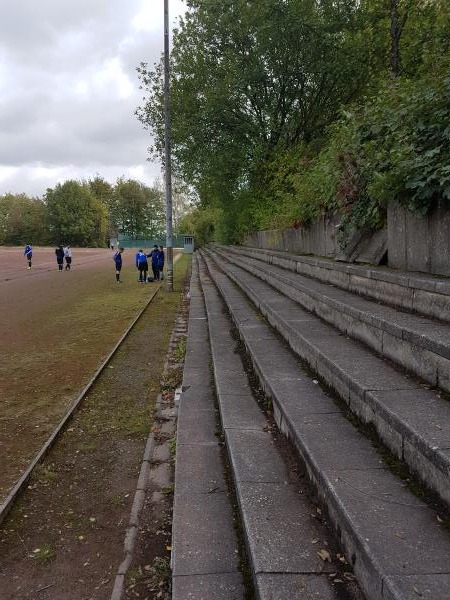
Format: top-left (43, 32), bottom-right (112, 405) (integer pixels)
top-left (23, 243), bottom-right (165, 284)
top-left (55, 245), bottom-right (72, 271)
top-left (23, 244), bottom-right (71, 271)
top-left (113, 245), bottom-right (165, 284)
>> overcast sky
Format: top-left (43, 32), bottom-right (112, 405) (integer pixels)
top-left (0, 0), bottom-right (186, 197)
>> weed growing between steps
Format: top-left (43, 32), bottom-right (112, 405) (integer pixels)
top-left (210, 382), bottom-right (256, 600)
top-left (227, 327), bottom-right (364, 598)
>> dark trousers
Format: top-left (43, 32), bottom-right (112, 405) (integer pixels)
top-left (152, 265), bottom-right (160, 280)
top-left (138, 262), bottom-right (148, 281)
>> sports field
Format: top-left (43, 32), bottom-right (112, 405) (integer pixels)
top-left (0, 246), bottom-right (173, 502)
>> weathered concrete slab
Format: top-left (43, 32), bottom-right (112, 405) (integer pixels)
top-left (177, 406), bottom-right (218, 446)
top-left (172, 572), bottom-right (244, 600)
top-left (172, 491), bottom-right (241, 577)
top-left (182, 367), bottom-right (211, 390)
top-left (179, 386), bottom-right (215, 411)
top-left (323, 467), bottom-right (450, 576)
top-left (385, 574), bottom-right (450, 600)
top-left (264, 377), bottom-right (341, 417)
top-left (225, 429), bottom-right (289, 483)
top-left (237, 481), bottom-right (334, 574)
top-left (289, 413), bottom-right (385, 471)
top-left (175, 443), bottom-right (226, 495)
top-left (214, 369), bottom-right (252, 397)
top-left (218, 393), bottom-right (267, 430)
top-left (256, 573), bottom-right (343, 599)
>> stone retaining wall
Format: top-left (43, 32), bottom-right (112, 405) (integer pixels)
top-left (244, 202), bottom-right (450, 276)
top-left (243, 214), bottom-right (340, 258)
top-left (388, 201), bottom-right (450, 276)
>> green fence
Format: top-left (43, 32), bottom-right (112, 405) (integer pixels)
top-left (118, 235), bottom-right (186, 249)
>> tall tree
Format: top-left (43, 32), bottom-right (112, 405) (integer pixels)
top-left (0, 193), bottom-right (47, 245)
top-left (137, 0), bottom-right (371, 241)
top-left (111, 178), bottom-right (165, 239)
top-left (45, 180), bottom-right (108, 246)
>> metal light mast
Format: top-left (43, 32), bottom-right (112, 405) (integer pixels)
top-left (164, 0), bottom-right (173, 291)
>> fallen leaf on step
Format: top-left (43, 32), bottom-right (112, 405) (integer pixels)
top-left (317, 549), bottom-right (331, 562)
top-left (394, 532), bottom-right (405, 539)
top-left (437, 515), bottom-right (443, 523)
top-left (311, 538), bottom-right (319, 544)
top-left (413, 586), bottom-right (423, 596)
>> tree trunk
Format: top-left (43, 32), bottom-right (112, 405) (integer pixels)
top-left (390, 0), bottom-right (400, 78)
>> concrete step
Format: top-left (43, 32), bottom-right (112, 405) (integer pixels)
top-left (213, 246), bottom-right (450, 393)
top-left (218, 244), bottom-right (450, 322)
top-left (199, 250), bottom-right (450, 600)
top-left (196, 254), bottom-right (363, 600)
top-left (203, 248), bottom-right (450, 509)
top-left (171, 259), bottom-right (245, 600)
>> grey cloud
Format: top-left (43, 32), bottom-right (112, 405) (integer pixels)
top-left (0, 0), bottom-right (186, 196)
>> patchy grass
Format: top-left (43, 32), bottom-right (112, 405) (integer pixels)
top-left (31, 544), bottom-right (56, 565)
top-left (169, 435), bottom-right (177, 460)
top-left (172, 336), bottom-right (187, 363)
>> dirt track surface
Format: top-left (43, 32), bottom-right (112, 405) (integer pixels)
top-left (0, 255), bottom-right (190, 600)
top-left (0, 246), bottom-right (165, 502)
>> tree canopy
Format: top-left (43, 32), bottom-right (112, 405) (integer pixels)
top-left (0, 176), bottom-right (171, 247)
top-left (137, 0), bottom-right (450, 245)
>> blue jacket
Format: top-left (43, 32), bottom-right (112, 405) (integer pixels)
top-left (113, 251), bottom-right (122, 268)
top-left (135, 251), bottom-right (147, 267)
top-left (149, 249), bottom-right (160, 265)
top-left (24, 244), bottom-right (32, 257)
top-left (157, 250), bottom-right (165, 267)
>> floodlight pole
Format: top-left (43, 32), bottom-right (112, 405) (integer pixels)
top-left (164, 0), bottom-right (173, 291)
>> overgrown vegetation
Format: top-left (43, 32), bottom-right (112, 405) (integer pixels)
top-left (137, 0), bottom-right (450, 247)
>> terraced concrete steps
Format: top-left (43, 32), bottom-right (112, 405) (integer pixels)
top-left (171, 260), bottom-right (245, 599)
top-left (213, 246), bottom-right (450, 393)
top-left (200, 250), bottom-right (450, 600)
top-left (197, 254), bottom-right (363, 600)
top-left (204, 248), bottom-right (450, 509)
top-left (219, 244), bottom-right (450, 322)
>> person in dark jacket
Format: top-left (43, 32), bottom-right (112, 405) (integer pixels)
top-left (113, 247), bottom-right (124, 283)
top-left (135, 249), bottom-right (148, 283)
top-left (148, 245), bottom-right (160, 281)
top-left (55, 245), bottom-right (64, 271)
top-left (158, 246), bottom-right (165, 280)
top-left (24, 244), bottom-right (32, 269)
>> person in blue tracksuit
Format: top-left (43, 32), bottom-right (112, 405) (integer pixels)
top-left (24, 244), bottom-right (33, 269)
top-left (158, 246), bottom-right (165, 280)
top-left (135, 249), bottom-right (148, 283)
top-left (113, 247), bottom-right (124, 283)
top-left (148, 245), bottom-right (160, 281)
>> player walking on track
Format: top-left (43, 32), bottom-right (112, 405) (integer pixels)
top-left (64, 245), bottom-right (72, 270)
top-left (24, 244), bottom-right (32, 269)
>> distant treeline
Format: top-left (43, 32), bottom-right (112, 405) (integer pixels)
top-left (138, 0), bottom-right (450, 246)
top-left (0, 176), bottom-right (191, 247)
